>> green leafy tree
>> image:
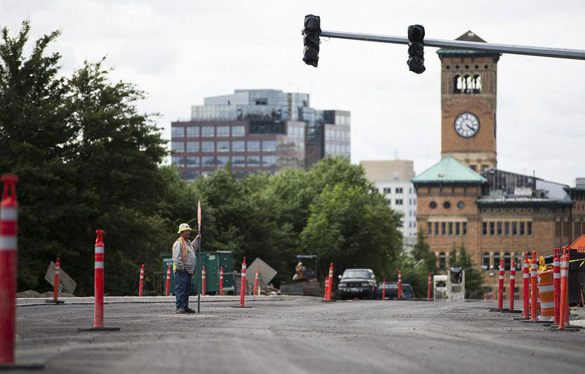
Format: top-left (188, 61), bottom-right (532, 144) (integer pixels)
top-left (299, 175), bottom-right (402, 279)
top-left (412, 229), bottom-right (436, 275)
top-left (1, 22), bottom-right (169, 295)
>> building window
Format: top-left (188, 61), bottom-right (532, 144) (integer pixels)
top-left (186, 126), bottom-right (199, 138)
top-left (232, 141), bottom-right (245, 152)
top-left (456, 222), bottom-right (460, 235)
top-left (439, 252), bottom-right (446, 269)
top-left (186, 141), bottom-right (199, 153)
top-left (457, 201), bottom-right (465, 209)
top-left (396, 187), bottom-right (403, 194)
top-left (201, 141), bottom-right (214, 152)
top-left (217, 141), bottom-right (230, 152)
top-left (497, 222), bottom-right (502, 236)
top-left (171, 141), bottom-right (184, 152)
top-left (216, 156), bottom-right (229, 166)
top-left (231, 155), bottom-right (245, 167)
top-left (186, 156), bottom-right (199, 167)
top-left (434, 222), bottom-right (439, 235)
top-left (505, 222), bottom-right (510, 236)
top-left (383, 188), bottom-right (392, 194)
top-left (396, 199), bottom-right (403, 205)
top-left (172, 127), bottom-right (184, 138)
top-left (444, 201), bottom-right (451, 209)
top-left (482, 222), bottom-right (487, 235)
top-left (527, 222), bottom-right (532, 236)
top-left (430, 201), bottom-right (437, 209)
top-left (247, 155), bottom-right (260, 166)
top-left (202, 156), bottom-right (216, 167)
top-left (512, 222), bottom-right (517, 235)
top-left (171, 156), bottom-right (185, 167)
top-left (490, 222), bottom-right (495, 236)
top-left (520, 222), bottom-right (525, 235)
top-left (494, 253), bottom-right (501, 270)
top-left (441, 222), bottom-right (446, 235)
top-left (482, 252), bottom-right (490, 270)
top-left (462, 222), bottom-right (467, 236)
top-left (262, 155), bottom-right (277, 167)
top-left (262, 140), bottom-right (277, 152)
top-left (448, 222), bottom-right (453, 235)
top-left (247, 141), bottom-right (260, 152)
top-left (202, 126), bottom-right (214, 137)
top-left (217, 126), bottom-right (229, 137)
top-left (427, 222), bottom-right (432, 235)
top-left (232, 126), bottom-right (245, 137)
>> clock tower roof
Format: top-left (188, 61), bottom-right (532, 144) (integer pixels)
top-left (437, 30), bottom-right (501, 60)
top-left (412, 157), bottom-right (487, 185)
top-left (455, 30), bottom-right (487, 43)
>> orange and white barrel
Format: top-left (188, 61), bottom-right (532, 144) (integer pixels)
top-left (537, 269), bottom-right (554, 321)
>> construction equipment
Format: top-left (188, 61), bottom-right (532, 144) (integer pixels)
top-left (434, 268), bottom-right (466, 301)
top-left (280, 255), bottom-right (321, 296)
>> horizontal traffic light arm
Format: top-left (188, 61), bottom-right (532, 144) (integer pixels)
top-left (320, 30), bottom-right (585, 61)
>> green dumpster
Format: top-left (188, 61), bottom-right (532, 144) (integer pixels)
top-left (162, 251), bottom-right (234, 295)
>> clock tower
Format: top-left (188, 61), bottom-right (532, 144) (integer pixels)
top-left (438, 31), bottom-right (501, 172)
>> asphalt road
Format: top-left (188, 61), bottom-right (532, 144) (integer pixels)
top-left (11, 298), bottom-right (585, 374)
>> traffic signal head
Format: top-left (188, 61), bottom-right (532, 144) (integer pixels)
top-left (303, 14), bottom-right (321, 67)
top-left (407, 24), bottom-right (426, 74)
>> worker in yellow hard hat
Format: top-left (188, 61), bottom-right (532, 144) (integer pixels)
top-left (538, 256), bottom-right (547, 272)
top-left (172, 223), bottom-right (200, 314)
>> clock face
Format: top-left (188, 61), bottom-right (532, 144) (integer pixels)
top-left (454, 112), bottom-right (480, 138)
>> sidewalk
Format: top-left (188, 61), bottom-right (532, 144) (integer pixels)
top-left (17, 294), bottom-right (295, 307)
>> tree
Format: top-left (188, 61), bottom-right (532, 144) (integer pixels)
top-left (412, 229), bottom-right (436, 275)
top-left (0, 22), bottom-right (169, 295)
top-left (299, 165), bottom-right (402, 279)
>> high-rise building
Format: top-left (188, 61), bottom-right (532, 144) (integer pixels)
top-left (170, 89), bottom-right (350, 180)
top-left (361, 160), bottom-right (417, 249)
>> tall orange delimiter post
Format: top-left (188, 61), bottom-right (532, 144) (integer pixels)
top-left (94, 230), bottom-right (106, 328)
top-left (0, 176), bottom-right (18, 364)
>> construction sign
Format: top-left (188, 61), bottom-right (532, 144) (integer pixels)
top-left (569, 234), bottom-right (585, 253)
top-left (44, 261), bottom-right (77, 294)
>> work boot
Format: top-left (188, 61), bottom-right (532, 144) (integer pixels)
top-left (176, 307), bottom-right (186, 314)
top-left (184, 307), bottom-right (196, 314)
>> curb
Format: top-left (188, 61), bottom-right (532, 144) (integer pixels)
top-left (16, 295), bottom-right (294, 307)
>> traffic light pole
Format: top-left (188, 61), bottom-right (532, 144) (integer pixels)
top-left (320, 30), bottom-right (585, 61)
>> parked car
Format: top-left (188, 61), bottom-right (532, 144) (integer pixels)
top-left (375, 282), bottom-right (415, 300)
top-left (337, 268), bottom-right (377, 300)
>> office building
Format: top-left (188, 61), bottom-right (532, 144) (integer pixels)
top-left (171, 89), bottom-right (350, 180)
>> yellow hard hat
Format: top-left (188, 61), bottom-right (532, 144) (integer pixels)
top-left (177, 223), bottom-right (192, 234)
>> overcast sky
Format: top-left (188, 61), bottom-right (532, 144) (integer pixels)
top-left (2, 0), bottom-right (584, 185)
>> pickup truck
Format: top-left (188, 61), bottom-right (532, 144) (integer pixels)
top-left (337, 268), bottom-right (377, 300)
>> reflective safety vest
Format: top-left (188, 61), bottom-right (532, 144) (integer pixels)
top-left (172, 237), bottom-right (190, 272)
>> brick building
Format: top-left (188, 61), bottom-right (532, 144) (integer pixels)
top-left (413, 31), bottom-right (585, 297)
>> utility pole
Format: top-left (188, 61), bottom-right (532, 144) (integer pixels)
top-left (302, 14), bottom-right (585, 72)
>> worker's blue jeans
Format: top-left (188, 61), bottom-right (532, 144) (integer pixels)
top-left (174, 270), bottom-right (192, 310)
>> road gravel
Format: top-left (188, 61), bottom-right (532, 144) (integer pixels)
top-left (12, 298), bottom-right (585, 374)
